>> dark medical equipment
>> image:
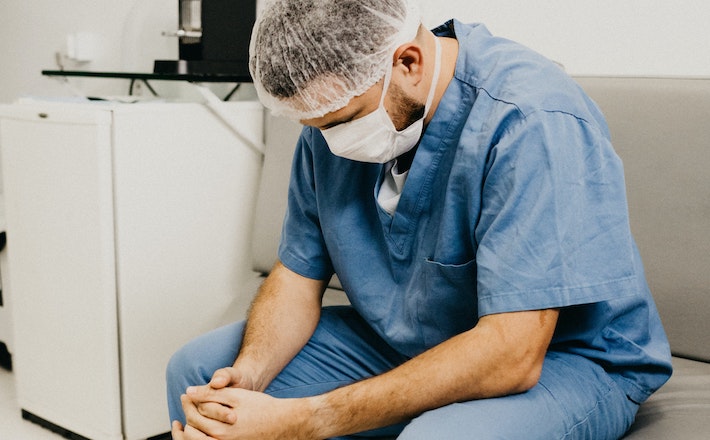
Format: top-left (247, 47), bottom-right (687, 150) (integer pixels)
top-left (154, 0), bottom-right (257, 79)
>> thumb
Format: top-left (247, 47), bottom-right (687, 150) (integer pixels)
top-left (209, 367), bottom-right (239, 389)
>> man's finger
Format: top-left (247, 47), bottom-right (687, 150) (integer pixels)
top-left (182, 393), bottom-right (231, 438)
top-left (209, 368), bottom-right (234, 389)
top-left (171, 420), bottom-right (186, 440)
top-left (185, 387), bottom-right (239, 424)
top-left (197, 401), bottom-right (237, 424)
top-left (186, 385), bottom-right (218, 402)
top-left (184, 423), bottom-right (219, 440)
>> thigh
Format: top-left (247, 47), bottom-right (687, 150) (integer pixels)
top-left (167, 306), bottom-right (410, 430)
top-left (266, 307), bottom-right (410, 439)
top-left (266, 306), bottom-right (408, 396)
top-left (398, 351), bottom-right (639, 440)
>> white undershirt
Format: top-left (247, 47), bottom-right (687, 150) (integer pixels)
top-left (377, 160), bottom-right (409, 215)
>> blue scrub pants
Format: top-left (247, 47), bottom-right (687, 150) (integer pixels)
top-left (166, 306), bottom-right (638, 439)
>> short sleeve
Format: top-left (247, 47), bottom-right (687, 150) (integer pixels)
top-left (277, 128), bottom-right (335, 281)
top-left (475, 110), bottom-right (638, 315)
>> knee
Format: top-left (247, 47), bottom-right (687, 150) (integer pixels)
top-left (165, 321), bottom-right (246, 390)
top-left (396, 413), bottom-right (439, 440)
top-left (165, 344), bottom-right (190, 381)
top-left (397, 406), bottom-right (498, 440)
top-left (165, 342), bottom-right (206, 391)
top-left (165, 343), bottom-right (205, 424)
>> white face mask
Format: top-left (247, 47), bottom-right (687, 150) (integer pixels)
top-left (321, 37), bottom-right (442, 163)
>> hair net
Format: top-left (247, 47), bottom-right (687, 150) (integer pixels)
top-left (249, 0), bottom-right (422, 121)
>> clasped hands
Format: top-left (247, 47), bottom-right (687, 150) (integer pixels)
top-left (172, 367), bottom-right (317, 440)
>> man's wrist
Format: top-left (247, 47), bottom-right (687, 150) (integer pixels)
top-left (230, 358), bottom-right (268, 392)
top-left (301, 394), bottom-right (333, 439)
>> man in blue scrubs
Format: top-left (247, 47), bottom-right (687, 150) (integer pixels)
top-left (168, 0), bottom-right (672, 438)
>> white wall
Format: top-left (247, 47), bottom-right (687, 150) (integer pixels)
top-left (1, 0), bottom-right (708, 104)
top-left (0, 0), bottom-right (178, 103)
top-left (420, 0), bottom-right (710, 77)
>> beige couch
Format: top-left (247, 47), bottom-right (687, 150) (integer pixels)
top-left (249, 77), bottom-right (710, 438)
top-left (576, 77), bottom-right (710, 439)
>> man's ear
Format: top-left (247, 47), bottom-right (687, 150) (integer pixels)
top-left (392, 43), bottom-right (424, 86)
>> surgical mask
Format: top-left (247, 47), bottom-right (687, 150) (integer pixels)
top-left (321, 37), bottom-right (442, 163)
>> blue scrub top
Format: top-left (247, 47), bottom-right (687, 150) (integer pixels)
top-left (278, 20), bottom-right (672, 404)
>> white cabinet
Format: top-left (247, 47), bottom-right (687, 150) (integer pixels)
top-left (0, 100), bottom-right (264, 439)
top-left (0, 194), bottom-right (11, 368)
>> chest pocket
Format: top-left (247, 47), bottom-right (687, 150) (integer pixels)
top-left (418, 258), bottom-right (478, 348)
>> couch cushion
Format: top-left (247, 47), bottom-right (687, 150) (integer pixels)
top-left (623, 357), bottom-right (710, 439)
top-left (575, 77), bottom-right (710, 362)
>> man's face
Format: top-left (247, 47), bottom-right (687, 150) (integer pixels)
top-left (300, 76), bottom-right (424, 132)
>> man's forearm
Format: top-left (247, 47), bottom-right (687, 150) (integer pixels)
top-left (305, 309), bottom-right (559, 438)
top-left (235, 261), bottom-right (328, 391)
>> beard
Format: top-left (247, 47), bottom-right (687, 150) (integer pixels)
top-left (388, 82), bottom-right (425, 131)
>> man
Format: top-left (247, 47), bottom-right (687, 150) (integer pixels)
top-left (168, 0), bottom-right (672, 438)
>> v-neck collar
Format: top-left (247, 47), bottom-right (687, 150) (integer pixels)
top-left (372, 19), bottom-right (473, 256)
top-left (374, 86), bottom-right (467, 256)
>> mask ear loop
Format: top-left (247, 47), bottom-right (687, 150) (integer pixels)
top-left (378, 62), bottom-right (394, 109)
top-left (422, 36), bottom-right (442, 120)
top-left (375, 0), bottom-right (421, 108)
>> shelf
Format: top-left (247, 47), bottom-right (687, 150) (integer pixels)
top-left (42, 69), bottom-right (251, 100)
top-left (42, 70), bottom-right (251, 83)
